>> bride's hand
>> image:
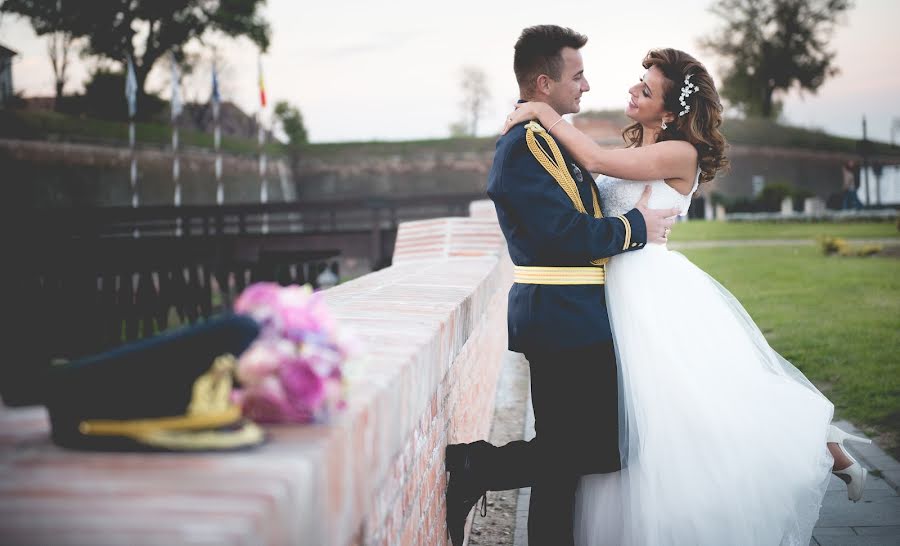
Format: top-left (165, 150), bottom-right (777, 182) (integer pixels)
top-left (501, 102), bottom-right (544, 135)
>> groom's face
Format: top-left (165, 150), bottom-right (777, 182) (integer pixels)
top-left (545, 47), bottom-right (590, 115)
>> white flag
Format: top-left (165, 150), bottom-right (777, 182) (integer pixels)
top-left (170, 52), bottom-right (182, 121)
top-left (210, 61), bottom-right (221, 119)
top-left (125, 55), bottom-right (137, 119)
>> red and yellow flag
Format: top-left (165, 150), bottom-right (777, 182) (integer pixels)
top-left (258, 56), bottom-right (267, 108)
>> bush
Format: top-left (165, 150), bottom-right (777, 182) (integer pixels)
top-left (724, 182), bottom-right (816, 213)
top-left (819, 236), bottom-right (883, 257)
top-left (792, 188), bottom-right (815, 212)
top-left (819, 236), bottom-right (849, 255)
top-left (856, 244), bottom-right (883, 257)
top-left (757, 183), bottom-right (794, 212)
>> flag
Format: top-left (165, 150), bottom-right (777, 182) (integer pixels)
top-left (211, 62), bottom-right (221, 106)
top-left (170, 52), bottom-right (182, 121)
top-left (258, 56), bottom-right (267, 108)
top-left (125, 55), bottom-right (137, 119)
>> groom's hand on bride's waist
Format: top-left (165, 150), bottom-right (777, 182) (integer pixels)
top-left (636, 185), bottom-right (680, 245)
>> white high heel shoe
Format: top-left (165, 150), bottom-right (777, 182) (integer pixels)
top-left (827, 425), bottom-right (872, 502)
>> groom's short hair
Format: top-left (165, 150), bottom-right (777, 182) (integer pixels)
top-left (514, 25), bottom-right (588, 92)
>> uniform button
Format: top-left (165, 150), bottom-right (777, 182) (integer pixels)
top-left (631, 243), bottom-right (637, 248)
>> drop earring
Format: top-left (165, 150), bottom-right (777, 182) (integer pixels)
top-left (661, 120), bottom-right (668, 130)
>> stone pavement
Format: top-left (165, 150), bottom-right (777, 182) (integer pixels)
top-left (512, 397), bottom-right (900, 546)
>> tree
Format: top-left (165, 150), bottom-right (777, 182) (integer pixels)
top-left (80, 66), bottom-right (166, 121)
top-left (700, 0), bottom-right (852, 118)
top-left (46, 29), bottom-right (78, 101)
top-left (448, 120), bottom-right (469, 138)
top-left (1, 0), bottom-right (270, 118)
top-left (456, 66), bottom-right (490, 136)
top-left (0, 0), bottom-right (80, 102)
top-left (273, 100), bottom-right (308, 145)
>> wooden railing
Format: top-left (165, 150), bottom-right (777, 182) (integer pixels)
top-left (33, 193), bottom-right (484, 238)
top-left (4, 193), bottom-right (485, 407)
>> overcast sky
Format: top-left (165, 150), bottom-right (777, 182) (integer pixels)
top-left (2, 0), bottom-right (898, 143)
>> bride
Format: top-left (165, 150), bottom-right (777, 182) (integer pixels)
top-left (503, 48), bottom-right (870, 545)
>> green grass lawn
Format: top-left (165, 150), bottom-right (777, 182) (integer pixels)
top-left (679, 245), bottom-right (900, 456)
top-left (671, 221), bottom-right (899, 242)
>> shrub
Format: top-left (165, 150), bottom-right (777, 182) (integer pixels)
top-left (856, 244), bottom-right (883, 257)
top-left (819, 236), bottom-right (849, 255)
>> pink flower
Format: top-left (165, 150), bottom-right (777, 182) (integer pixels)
top-left (276, 287), bottom-right (338, 340)
top-left (279, 358), bottom-right (326, 417)
top-left (232, 282), bottom-right (357, 424)
top-left (236, 338), bottom-right (295, 386)
top-left (234, 282), bottom-right (282, 325)
top-left (240, 376), bottom-right (295, 424)
top-left (298, 341), bottom-right (342, 378)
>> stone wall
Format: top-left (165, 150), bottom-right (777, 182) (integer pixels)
top-left (292, 143), bottom-right (495, 200)
top-left (6, 134), bottom-right (874, 209)
top-left (0, 200), bottom-right (512, 546)
top-left (1, 138), bottom-right (292, 207)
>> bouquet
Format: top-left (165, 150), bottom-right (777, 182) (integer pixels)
top-left (232, 282), bottom-right (356, 424)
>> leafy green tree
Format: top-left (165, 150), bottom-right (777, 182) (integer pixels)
top-left (273, 100), bottom-right (307, 145)
top-left (1, 0), bottom-right (270, 118)
top-left (80, 67), bottom-right (166, 121)
top-left (700, 0), bottom-right (852, 119)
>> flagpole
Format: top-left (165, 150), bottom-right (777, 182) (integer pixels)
top-left (125, 55), bottom-right (140, 238)
top-left (173, 122), bottom-right (182, 235)
top-left (170, 52), bottom-right (183, 236)
top-left (129, 119), bottom-right (137, 207)
top-left (214, 102), bottom-right (223, 204)
top-left (126, 56), bottom-right (138, 209)
top-left (259, 112), bottom-right (269, 234)
top-left (258, 55), bottom-right (269, 234)
top-left (173, 123), bottom-right (180, 208)
top-left (211, 56), bottom-right (224, 205)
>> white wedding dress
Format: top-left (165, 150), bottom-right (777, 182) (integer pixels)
top-left (573, 171), bottom-right (835, 546)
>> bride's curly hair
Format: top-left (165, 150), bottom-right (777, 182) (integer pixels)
top-left (622, 48), bottom-right (729, 184)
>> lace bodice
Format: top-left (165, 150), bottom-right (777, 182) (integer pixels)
top-left (594, 169), bottom-right (700, 218)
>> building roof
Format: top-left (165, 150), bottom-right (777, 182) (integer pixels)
top-left (0, 44), bottom-right (18, 57)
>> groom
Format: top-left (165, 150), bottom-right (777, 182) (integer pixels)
top-left (445, 25), bottom-right (676, 545)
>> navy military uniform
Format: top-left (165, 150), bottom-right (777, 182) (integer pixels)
top-left (491, 120), bottom-right (646, 354)
top-left (446, 118), bottom-right (647, 546)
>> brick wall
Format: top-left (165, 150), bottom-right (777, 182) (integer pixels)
top-left (0, 200), bottom-right (512, 546)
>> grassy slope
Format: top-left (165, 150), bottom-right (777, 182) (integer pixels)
top-left (5, 108), bottom-right (900, 158)
top-left (0, 108), bottom-right (285, 156)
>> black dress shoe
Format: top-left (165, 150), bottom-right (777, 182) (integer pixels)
top-left (445, 443), bottom-right (488, 546)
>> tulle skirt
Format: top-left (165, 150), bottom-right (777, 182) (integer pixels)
top-left (574, 244), bottom-right (834, 546)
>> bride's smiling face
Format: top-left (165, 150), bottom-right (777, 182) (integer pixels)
top-left (625, 65), bottom-right (674, 127)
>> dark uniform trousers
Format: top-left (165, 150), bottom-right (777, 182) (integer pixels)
top-left (476, 341), bottom-right (620, 545)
